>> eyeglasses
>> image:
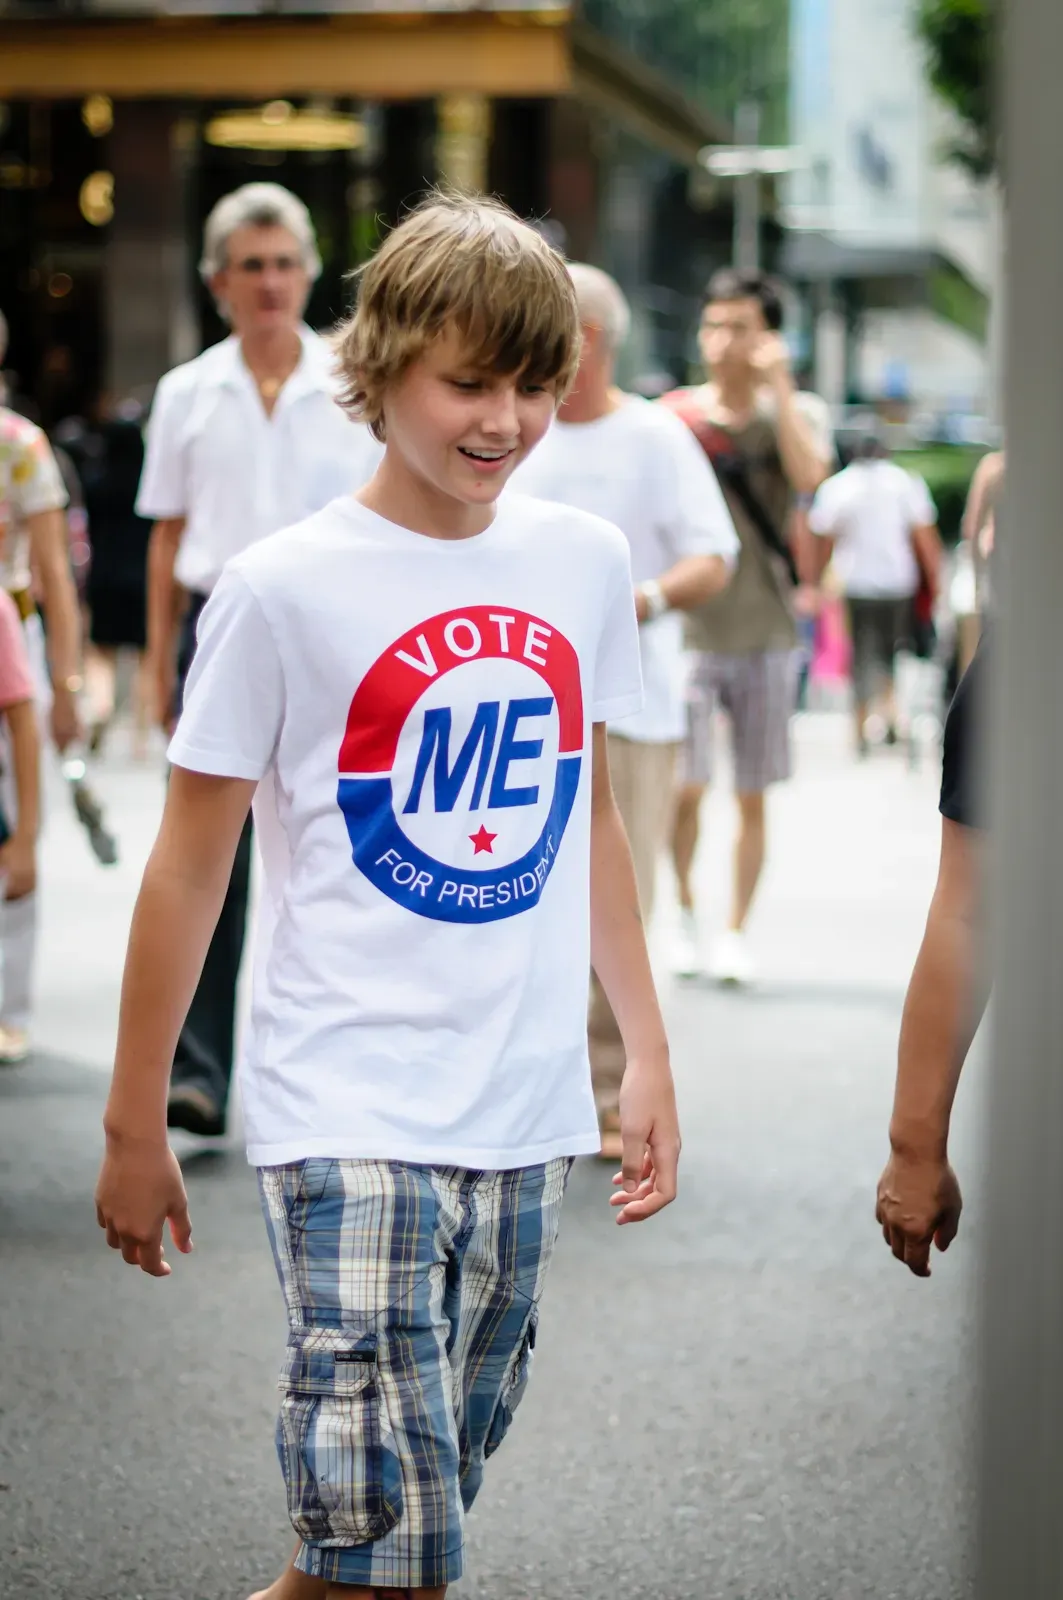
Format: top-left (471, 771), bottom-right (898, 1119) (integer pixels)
top-left (229, 255), bottom-right (304, 275)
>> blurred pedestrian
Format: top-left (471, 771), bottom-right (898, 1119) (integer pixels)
top-left (137, 182), bottom-right (381, 1139)
top-left (660, 270), bottom-right (833, 984)
top-left (955, 447), bottom-right (1004, 673)
top-left (95, 192), bottom-right (678, 1598)
top-left (875, 640), bottom-right (987, 1275)
top-left (808, 431), bottom-right (942, 756)
top-left (0, 309), bottom-right (84, 1063)
top-left (72, 398), bottom-right (153, 757)
top-left (0, 590), bottom-right (40, 978)
top-left (510, 262), bottom-right (736, 1159)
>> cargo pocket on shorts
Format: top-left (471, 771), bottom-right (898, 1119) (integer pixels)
top-left (277, 1327), bottom-right (404, 1544)
top-left (484, 1305), bottom-right (538, 1460)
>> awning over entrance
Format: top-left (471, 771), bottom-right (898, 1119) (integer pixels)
top-left (783, 231), bottom-right (990, 344)
top-left (0, 14), bottom-right (570, 99)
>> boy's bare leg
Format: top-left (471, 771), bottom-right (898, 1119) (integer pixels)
top-left (248, 1546), bottom-right (326, 1600)
top-left (248, 1549), bottom-right (446, 1600)
top-left (325, 1588), bottom-right (447, 1598)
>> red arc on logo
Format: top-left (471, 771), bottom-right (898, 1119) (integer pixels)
top-left (469, 825), bottom-right (497, 855)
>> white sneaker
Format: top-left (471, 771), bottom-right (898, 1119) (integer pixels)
top-left (709, 930), bottom-right (756, 987)
top-left (0, 1025), bottom-right (32, 1065)
top-left (672, 909), bottom-right (703, 978)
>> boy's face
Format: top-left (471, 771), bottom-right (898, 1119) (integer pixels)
top-left (383, 327), bottom-right (557, 508)
top-left (698, 296), bottom-right (769, 379)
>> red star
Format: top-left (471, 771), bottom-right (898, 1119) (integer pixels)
top-left (469, 825), bottom-right (497, 855)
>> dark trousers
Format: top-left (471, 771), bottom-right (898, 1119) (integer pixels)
top-left (170, 592), bottom-right (252, 1112)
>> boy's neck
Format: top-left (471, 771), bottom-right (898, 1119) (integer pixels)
top-left (356, 451), bottom-right (495, 541)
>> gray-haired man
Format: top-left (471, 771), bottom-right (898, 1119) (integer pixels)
top-left (138, 182), bottom-right (381, 1137)
top-left (510, 264), bottom-right (738, 1159)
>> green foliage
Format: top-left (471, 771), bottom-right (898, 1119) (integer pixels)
top-left (896, 444), bottom-right (986, 544)
top-left (916, 0), bottom-right (995, 177)
top-left (581, 0), bottom-right (790, 139)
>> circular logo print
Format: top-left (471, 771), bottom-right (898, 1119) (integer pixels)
top-left (337, 606), bottom-right (584, 923)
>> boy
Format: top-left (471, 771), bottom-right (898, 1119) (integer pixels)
top-left (0, 588), bottom-right (40, 940)
top-left (95, 194), bottom-right (680, 1599)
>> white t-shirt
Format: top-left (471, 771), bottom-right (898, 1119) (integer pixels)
top-left (168, 492), bottom-right (643, 1170)
top-left (809, 460), bottom-right (937, 599)
top-left (509, 396), bottom-right (738, 742)
top-left (136, 328), bottom-right (382, 593)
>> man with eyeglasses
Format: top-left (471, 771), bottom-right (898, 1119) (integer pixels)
top-left (137, 182), bottom-right (381, 1139)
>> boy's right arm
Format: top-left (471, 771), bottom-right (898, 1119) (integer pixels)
top-left (95, 767), bottom-right (256, 1277)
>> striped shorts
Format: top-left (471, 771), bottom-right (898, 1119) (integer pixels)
top-left (680, 648), bottom-right (798, 793)
top-left (258, 1157), bottom-right (570, 1590)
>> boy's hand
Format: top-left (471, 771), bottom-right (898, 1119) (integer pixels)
top-left (0, 832), bottom-right (36, 900)
top-left (609, 1056), bottom-right (681, 1224)
top-left (95, 1135), bottom-right (193, 1278)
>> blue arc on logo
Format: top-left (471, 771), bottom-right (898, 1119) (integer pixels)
top-left (338, 754), bottom-right (581, 924)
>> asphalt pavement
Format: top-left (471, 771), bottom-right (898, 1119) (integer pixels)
top-left (0, 714), bottom-right (981, 1600)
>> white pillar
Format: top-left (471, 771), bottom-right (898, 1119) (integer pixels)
top-left (978, 1), bottom-right (1063, 1592)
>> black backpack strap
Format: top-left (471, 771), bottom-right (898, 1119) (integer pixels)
top-left (714, 453), bottom-right (799, 587)
top-left (675, 406), bottom-right (799, 587)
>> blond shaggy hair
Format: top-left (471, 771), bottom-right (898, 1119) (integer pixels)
top-left (333, 193), bottom-right (581, 441)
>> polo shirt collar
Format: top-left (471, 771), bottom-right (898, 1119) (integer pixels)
top-left (212, 325), bottom-right (334, 401)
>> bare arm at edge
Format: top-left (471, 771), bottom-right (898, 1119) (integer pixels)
top-left (876, 817), bottom-right (988, 1277)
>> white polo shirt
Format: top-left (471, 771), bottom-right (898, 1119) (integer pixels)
top-left (136, 326), bottom-right (382, 593)
top-left (509, 395), bottom-right (738, 743)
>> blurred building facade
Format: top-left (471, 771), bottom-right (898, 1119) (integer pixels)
top-left (0, 0), bottom-right (791, 421)
top-left (783, 0), bottom-right (995, 423)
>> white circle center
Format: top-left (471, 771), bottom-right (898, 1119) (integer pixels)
top-left (393, 656), bottom-right (562, 868)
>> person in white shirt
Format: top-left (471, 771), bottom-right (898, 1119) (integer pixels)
top-left (809, 433), bottom-right (942, 754)
top-left (0, 309), bottom-right (85, 1065)
top-left (510, 264), bottom-right (737, 1159)
top-left (137, 182), bottom-right (381, 1137)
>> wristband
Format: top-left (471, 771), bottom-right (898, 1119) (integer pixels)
top-left (60, 674), bottom-right (84, 694)
top-left (639, 579), bottom-right (669, 621)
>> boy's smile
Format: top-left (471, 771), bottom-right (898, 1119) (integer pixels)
top-left (362, 326), bottom-right (557, 536)
top-left (457, 445), bottom-right (517, 473)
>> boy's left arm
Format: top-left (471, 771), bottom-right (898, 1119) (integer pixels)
top-left (589, 723), bottom-right (680, 1223)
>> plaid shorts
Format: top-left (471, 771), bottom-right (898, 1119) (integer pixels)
top-left (680, 648), bottom-right (797, 793)
top-left (258, 1157), bottom-right (570, 1590)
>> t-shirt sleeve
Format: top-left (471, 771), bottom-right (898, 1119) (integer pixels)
top-left (794, 391), bottom-right (836, 467)
top-left (656, 412), bottom-right (739, 566)
top-left (9, 423), bottom-right (68, 519)
top-left (136, 375), bottom-right (188, 520)
top-left (167, 568), bottom-right (284, 780)
top-left (808, 474), bottom-right (842, 536)
top-left (591, 531), bottom-right (643, 723)
top-left (906, 472), bottom-right (937, 526)
top-left (940, 643), bottom-right (986, 829)
top-left (0, 591), bottom-right (34, 709)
